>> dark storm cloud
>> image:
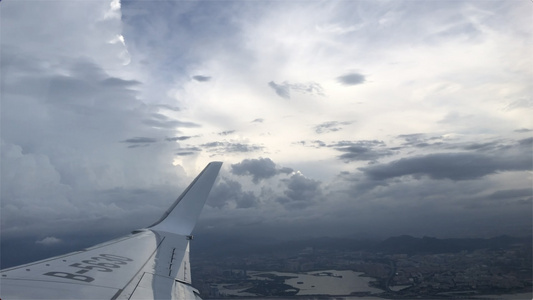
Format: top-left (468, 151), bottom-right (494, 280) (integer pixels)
top-left (314, 121), bottom-right (352, 134)
top-left (514, 128), bottom-right (532, 133)
top-left (252, 118), bottom-right (264, 123)
top-left (232, 158), bottom-right (277, 182)
top-left (268, 81), bottom-right (290, 99)
top-left (360, 151), bottom-right (532, 181)
top-left (207, 178), bottom-right (259, 209)
top-left (276, 173), bottom-right (323, 210)
top-left (200, 141), bottom-right (264, 154)
top-left (332, 140), bottom-right (394, 162)
top-left (337, 73), bottom-right (366, 86)
top-left (231, 158), bottom-right (294, 183)
top-left (122, 137), bottom-right (158, 143)
top-left (192, 75), bottom-right (211, 82)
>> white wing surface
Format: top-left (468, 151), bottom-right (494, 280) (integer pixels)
top-left (0, 162), bottom-right (223, 300)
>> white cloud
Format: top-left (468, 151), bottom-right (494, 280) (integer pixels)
top-left (35, 236), bottom-right (63, 246)
top-left (104, 0), bottom-right (121, 20)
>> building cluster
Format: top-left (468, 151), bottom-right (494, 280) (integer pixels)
top-left (385, 246), bottom-right (532, 297)
top-left (191, 241), bottom-right (532, 298)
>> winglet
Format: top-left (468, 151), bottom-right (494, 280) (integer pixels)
top-left (149, 162), bottom-right (222, 235)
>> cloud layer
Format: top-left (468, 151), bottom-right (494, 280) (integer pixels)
top-left (1, 0), bottom-right (531, 267)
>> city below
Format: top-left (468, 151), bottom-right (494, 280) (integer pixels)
top-left (191, 235), bottom-right (532, 299)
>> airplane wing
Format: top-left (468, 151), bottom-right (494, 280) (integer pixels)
top-left (0, 161), bottom-right (222, 300)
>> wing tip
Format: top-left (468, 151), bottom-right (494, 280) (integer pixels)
top-left (148, 161), bottom-right (222, 234)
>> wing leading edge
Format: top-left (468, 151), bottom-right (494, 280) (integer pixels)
top-left (0, 162), bottom-right (223, 300)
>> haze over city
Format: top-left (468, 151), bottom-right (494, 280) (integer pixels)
top-left (1, 0), bottom-right (531, 267)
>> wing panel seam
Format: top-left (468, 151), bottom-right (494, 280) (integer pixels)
top-left (117, 235), bottom-right (166, 300)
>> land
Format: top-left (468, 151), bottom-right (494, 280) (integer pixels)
top-left (191, 235), bottom-right (532, 299)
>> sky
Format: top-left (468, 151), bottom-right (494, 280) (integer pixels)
top-left (1, 0), bottom-right (532, 267)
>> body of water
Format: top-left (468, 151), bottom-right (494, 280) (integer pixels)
top-left (248, 270), bottom-right (383, 296)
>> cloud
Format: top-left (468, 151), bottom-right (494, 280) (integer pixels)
top-left (231, 158), bottom-right (277, 183)
top-left (337, 73), bottom-right (366, 86)
top-left (396, 134), bottom-right (529, 154)
top-left (218, 130), bottom-right (235, 136)
top-left (360, 150), bottom-right (531, 181)
top-left (438, 112), bottom-right (475, 125)
top-left (268, 81), bottom-right (325, 99)
top-left (397, 133), bottom-right (437, 144)
top-left (192, 75), bottom-right (211, 82)
top-left (314, 121), bottom-right (352, 134)
top-left (154, 104), bottom-right (181, 112)
top-left (514, 128), bottom-right (532, 133)
top-left (175, 152), bottom-right (195, 156)
top-left (268, 81), bottom-right (291, 99)
top-left (100, 77), bottom-right (141, 87)
top-left (35, 236), bottom-right (62, 246)
top-left (121, 137), bottom-right (157, 143)
top-left (142, 115), bottom-right (200, 129)
top-left (504, 98), bottom-right (532, 111)
top-left (461, 142), bottom-right (501, 151)
top-left (201, 142), bottom-right (264, 154)
top-left (175, 146), bottom-right (202, 156)
top-left (207, 178), bottom-right (259, 209)
top-left (289, 82), bottom-right (325, 96)
top-left (398, 135), bottom-right (445, 148)
top-left (0, 1), bottom-right (199, 250)
top-left (277, 172), bottom-right (322, 209)
top-left (332, 140), bottom-right (394, 162)
top-left (231, 158), bottom-right (293, 183)
top-left (165, 136), bottom-right (194, 141)
top-left (518, 137), bottom-right (533, 147)
top-left (2, 0), bottom-right (532, 268)
top-left (487, 188), bottom-right (532, 201)
top-left (296, 140), bottom-right (327, 148)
